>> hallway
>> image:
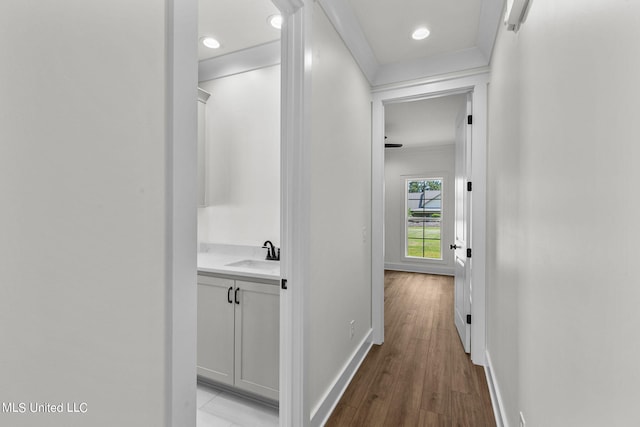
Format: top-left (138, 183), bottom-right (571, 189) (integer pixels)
top-left (326, 271), bottom-right (495, 426)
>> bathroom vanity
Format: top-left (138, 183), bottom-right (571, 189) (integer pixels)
top-left (196, 244), bottom-right (280, 402)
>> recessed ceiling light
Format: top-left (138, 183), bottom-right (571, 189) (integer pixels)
top-left (268, 14), bottom-right (283, 30)
top-left (202, 37), bottom-right (220, 49)
top-left (411, 27), bottom-right (430, 40)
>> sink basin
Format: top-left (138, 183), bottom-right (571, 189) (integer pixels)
top-left (225, 259), bottom-right (279, 270)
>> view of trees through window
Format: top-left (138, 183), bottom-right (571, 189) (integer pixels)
top-left (406, 178), bottom-right (442, 259)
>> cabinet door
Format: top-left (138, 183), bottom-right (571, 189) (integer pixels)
top-left (234, 280), bottom-right (279, 400)
top-left (197, 276), bottom-right (235, 386)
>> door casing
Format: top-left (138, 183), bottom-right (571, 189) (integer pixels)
top-left (371, 72), bottom-right (489, 365)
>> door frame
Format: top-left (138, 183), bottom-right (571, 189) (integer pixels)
top-left (168, 0), bottom-right (307, 425)
top-left (273, 0), bottom-right (308, 426)
top-left (371, 71), bottom-right (489, 365)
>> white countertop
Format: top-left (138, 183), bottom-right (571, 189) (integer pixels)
top-left (197, 243), bottom-right (280, 282)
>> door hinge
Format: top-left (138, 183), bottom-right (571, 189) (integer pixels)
top-left (281, 279), bottom-right (288, 290)
top-left (467, 115), bottom-right (473, 125)
top-left (466, 314), bottom-right (472, 324)
top-left (467, 181), bottom-right (472, 192)
top-left (466, 248), bottom-right (472, 258)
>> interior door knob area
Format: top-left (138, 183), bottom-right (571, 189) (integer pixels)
top-left (450, 244), bottom-right (459, 250)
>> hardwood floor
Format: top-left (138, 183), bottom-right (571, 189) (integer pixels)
top-left (325, 271), bottom-right (496, 427)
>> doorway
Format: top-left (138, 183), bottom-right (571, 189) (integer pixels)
top-left (196, 0), bottom-right (283, 425)
top-left (371, 73), bottom-right (489, 365)
top-left (170, 1), bottom-right (307, 425)
top-left (382, 93), bottom-right (471, 353)
top-left (383, 94), bottom-right (467, 275)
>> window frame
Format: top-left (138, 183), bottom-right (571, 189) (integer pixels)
top-left (403, 176), bottom-right (445, 261)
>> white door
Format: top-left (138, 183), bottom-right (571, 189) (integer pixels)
top-left (453, 95), bottom-right (472, 353)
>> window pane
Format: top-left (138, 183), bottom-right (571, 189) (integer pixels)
top-left (406, 178), bottom-right (442, 259)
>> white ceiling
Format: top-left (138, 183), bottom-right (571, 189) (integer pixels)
top-left (197, 0), bottom-right (502, 85)
top-left (197, 2), bottom-right (492, 148)
top-left (347, 0), bottom-right (483, 65)
top-left (384, 94), bottom-right (467, 148)
top-left (198, 0), bottom-right (281, 61)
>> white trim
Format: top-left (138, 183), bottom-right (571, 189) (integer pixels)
top-left (402, 175), bottom-right (447, 263)
top-left (315, 0), bottom-right (503, 88)
top-left (197, 87), bottom-right (211, 103)
top-left (279, 1), bottom-right (310, 426)
top-left (469, 80), bottom-right (488, 365)
top-left (372, 66), bottom-right (490, 94)
top-left (374, 47), bottom-right (488, 87)
top-left (271, 0), bottom-right (303, 15)
top-left (485, 351), bottom-right (510, 427)
top-left (167, 0), bottom-right (198, 426)
top-left (384, 263), bottom-right (454, 277)
top-left (371, 98), bottom-right (385, 345)
top-left (310, 330), bottom-right (373, 427)
top-left (476, 0), bottom-right (504, 60)
top-left (198, 40), bottom-right (281, 82)
top-left (316, 0), bottom-right (378, 83)
top-left (371, 72), bottom-right (489, 365)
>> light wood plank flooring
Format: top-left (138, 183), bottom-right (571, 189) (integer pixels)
top-left (326, 271), bottom-right (496, 427)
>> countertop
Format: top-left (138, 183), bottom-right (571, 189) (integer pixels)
top-left (197, 243), bottom-right (280, 282)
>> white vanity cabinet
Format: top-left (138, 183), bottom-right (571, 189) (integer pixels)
top-left (197, 274), bottom-right (279, 401)
top-left (197, 276), bottom-right (235, 386)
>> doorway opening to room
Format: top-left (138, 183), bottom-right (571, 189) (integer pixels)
top-left (195, 1), bottom-right (284, 426)
top-left (382, 93), bottom-right (471, 352)
top-left (371, 73), bottom-right (488, 366)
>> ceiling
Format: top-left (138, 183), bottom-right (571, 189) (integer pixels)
top-left (197, 1), bottom-right (496, 147)
top-left (347, 0), bottom-right (483, 65)
top-left (198, 0), bottom-right (281, 61)
top-left (384, 94), bottom-right (467, 149)
top-left (198, 0), bottom-right (501, 83)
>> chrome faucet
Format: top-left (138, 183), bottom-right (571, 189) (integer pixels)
top-left (262, 240), bottom-right (280, 261)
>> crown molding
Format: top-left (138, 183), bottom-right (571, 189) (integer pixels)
top-left (476, 0), bottom-right (505, 61)
top-left (317, 0), bottom-right (503, 88)
top-left (371, 66), bottom-right (490, 95)
top-left (374, 47), bottom-right (489, 87)
top-left (197, 87), bottom-right (211, 103)
top-left (271, 0), bottom-right (304, 15)
top-left (198, 40), bottom-right (281, 82)
top-left (198, 0), bottom-right (502, 87)
top-left (317, 0), bottom-right (378, 83)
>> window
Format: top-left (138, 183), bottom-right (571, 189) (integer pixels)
top-left (405, 178), bottom-right (443, 260)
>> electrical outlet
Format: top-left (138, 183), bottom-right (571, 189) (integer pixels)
top-left (349, 320), bottom-right (355, 339)
top-left (519, 412), bottom-right (526, 427)
top-left (361, 227), bottom-right (367, 243)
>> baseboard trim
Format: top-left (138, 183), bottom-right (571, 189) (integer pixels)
top-left (310, 329), bottom-right (373, 427)
top-left (196, 376), bottom-right (278, 410)
top-left (384, 262), bottom-right (454, 276)
top-left (485, 350), bottom-right (509, 427)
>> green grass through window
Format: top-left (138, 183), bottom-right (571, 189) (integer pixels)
top-left (407, 226), bottom-right (441, 259)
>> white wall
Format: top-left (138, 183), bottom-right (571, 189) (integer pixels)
top-left (198, 65), bottom-right (280, 247)
top-left (384, 145), bottom-right (455, 275)
top-left (308, 2), bottom-right (372, 418)
top-left (487, 0), bottom-right (640, 425)
top-left (0, 1), bottom-right (197, 426)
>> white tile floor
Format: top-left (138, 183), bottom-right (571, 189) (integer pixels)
top-left (196, 383), bottom-right (279, 427)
